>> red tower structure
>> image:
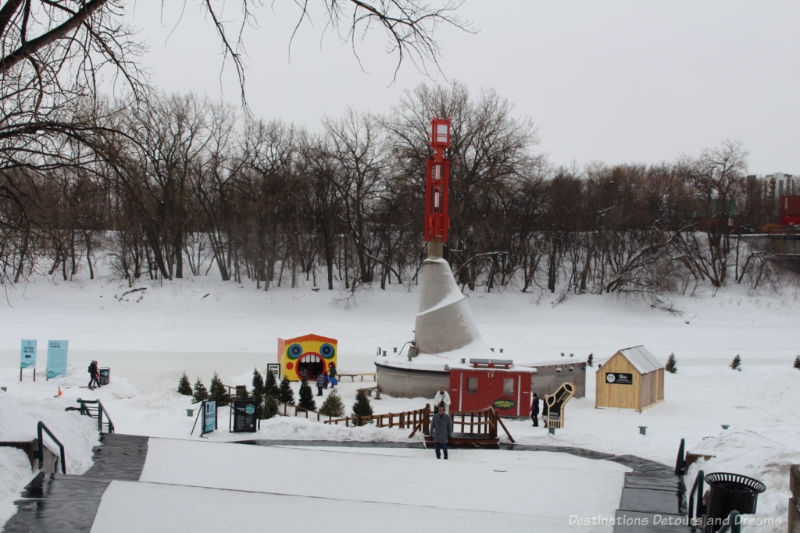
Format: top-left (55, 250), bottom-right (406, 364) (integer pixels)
top-left (424, 117), bottom-right (451, 244)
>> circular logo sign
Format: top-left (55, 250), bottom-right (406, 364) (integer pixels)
top-left (245, 404), bottom-right (255, 415)
top-left (606, 373), bottom-right (616, 383)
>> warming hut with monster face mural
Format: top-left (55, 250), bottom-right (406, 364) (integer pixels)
top-left (277, 334), bottom-right (338, 381)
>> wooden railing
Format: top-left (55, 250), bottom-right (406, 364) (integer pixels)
top-left (278, 402), bottom-right (336, 422)
top-left (408, 405), bottom-right (515, 443)
top-left (278, 402), bottom-right (429, 431)
top-left (324, 406), bottom-right (430, 429)
top-left (277, 402), bottom-right (514, 443)
top-left (337, 373), bottom-right (377, 382)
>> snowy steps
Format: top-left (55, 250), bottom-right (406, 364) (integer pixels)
top-left (3, 434), bottom-right (148, 533)
top-left (615, 472), bottom-right (688, 532)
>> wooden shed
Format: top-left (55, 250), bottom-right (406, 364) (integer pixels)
top-left (595, 345), bottom-right (664, 411)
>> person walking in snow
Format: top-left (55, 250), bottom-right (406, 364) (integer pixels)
top-left (433, 386), bottom-right (451, 413)
top-left (429, 404), bottom-right (453, 459)
top-left (88, 360), bottom-right (100, 389)
top-left (328, 362), bottom-right (338, 388)
top-left (530, 392), bottom-right (540, 427)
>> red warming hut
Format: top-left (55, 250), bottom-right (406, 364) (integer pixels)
top-left (449, 359), bottom-right (537, 418)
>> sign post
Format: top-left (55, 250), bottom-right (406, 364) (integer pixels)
top-left (202, 400), bottom-right (217, 435)
top-left (20, 339), bottom-right (37, 382)
top-left (231, 399), bottom-right (258, 433)
top-left (46, 340), bottom-right (68, 380)
top-left (544, 382), bottom-right (576, 429)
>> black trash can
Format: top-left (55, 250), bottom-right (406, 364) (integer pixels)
top-left (98, 367), bottom-right (110, 386)
top-left (705, 472), bottom-right (766, 532)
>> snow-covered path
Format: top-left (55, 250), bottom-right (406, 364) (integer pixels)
top-left (88, 438), bottom-right (628, 533)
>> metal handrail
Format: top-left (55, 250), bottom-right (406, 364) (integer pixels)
top-left (675, 437), bottom-right (686, 475)
top-left (97, 400), bottom-right (115, 434)
top-left (36, 421), bottom-right (66, 474)
top-left (718, 510), bottom-right (742, 533)
top-left (688, 469), bottom-right (706, 530)
top-left (66, 399), bottom-right (115, 433)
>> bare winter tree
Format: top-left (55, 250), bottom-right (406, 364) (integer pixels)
top-left (323, 110), bottom-right (388, 285)
top-left (1, 0), bottom-right (464, 283)
top-left (675, 141), bottom-right (747, 288)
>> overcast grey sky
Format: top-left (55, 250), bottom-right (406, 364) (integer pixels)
top-left (128, 1), bottom-right (799, 175)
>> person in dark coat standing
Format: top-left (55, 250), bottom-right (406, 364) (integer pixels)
top-left (88, 360), bottom-right (100, 389)
top-left (429, 404), bottom-right (453, 459)
top-left (316, 373), bottom-right (325, 396)
top-left (530, 392), bottom-right (540, 427)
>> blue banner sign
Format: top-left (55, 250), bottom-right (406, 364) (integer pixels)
top-left (20, 339), bottom-right (37, 369)
top-left (46, 340), bottom-right (69, 379)
top-left (203, 401), bottom-right (217, 434)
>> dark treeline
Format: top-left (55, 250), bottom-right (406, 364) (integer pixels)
top-left (0, 83), bottom-right (787, 295)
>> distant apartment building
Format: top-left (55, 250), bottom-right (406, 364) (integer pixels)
top-left (743, 173), bottom-right (798, 228)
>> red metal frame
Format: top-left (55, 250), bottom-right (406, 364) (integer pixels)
top-left (424, 117), bottom-right (451, 242)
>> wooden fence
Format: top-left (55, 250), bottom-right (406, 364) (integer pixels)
top-left (408, 405), bottom-right (515, 443)
top-left (337, 373), bottom-right (377, 382)
top-left (277, 402), bottom-right (428, 430)
top-left (277, 403), bottom-right (514, 443)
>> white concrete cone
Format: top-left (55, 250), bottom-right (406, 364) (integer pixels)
top-left (414, 242), bottom-right (481, 354)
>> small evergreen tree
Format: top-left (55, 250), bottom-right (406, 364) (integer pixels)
top-left (793, 355), bottom-right (800, 370)
top-left (665, 353), bottom-right (677, 374)
top-left (263, 395), bottom-right (279, 419)
top-left (319, 390), bottom-right (345, 417)
top-left (730, 354), bottom-right (742, 371)
top-left (298, 378), bottom-right (316, 411)
top-left (586, 353), bottom-right (594, 367)
top-left (252, 369), bottom-right (264, 395)
top-left (192, 379), bottom-right (208, 403)
top-left (265, 370), bottom-right (280, 397)
top-left (278, 377), bottom-right (294, 404)
top-left (210, 372), bottom-right (229, 406)
top-left (178, 373), bottom-right (193, 395)
top-left (352, 390), bottom-right (373, 424)
top-left (252, 388), bottom-right (264, 418)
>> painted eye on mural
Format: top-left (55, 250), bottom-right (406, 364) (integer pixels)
top-left (320, 343), bottom-right (335, 358)
top-left (288, 343), bottom-right (303, 359)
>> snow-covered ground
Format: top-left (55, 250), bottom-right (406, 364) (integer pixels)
top-left (1, 275), bottom-right (799, 531)
top-left (88, 439), bottom-right (626, 533)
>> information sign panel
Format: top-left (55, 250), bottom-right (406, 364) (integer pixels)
top-left (202, 401), bottom-right (217, 435)
top-left (46, 340), bottom-right (68, 379)
top-left (232, 399), bottom-right (257, 433)
top-left (20, 339), bottom-right (37, 369)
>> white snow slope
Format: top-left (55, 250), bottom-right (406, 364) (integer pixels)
top-left (1, 274), bottom-right (799, 532)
